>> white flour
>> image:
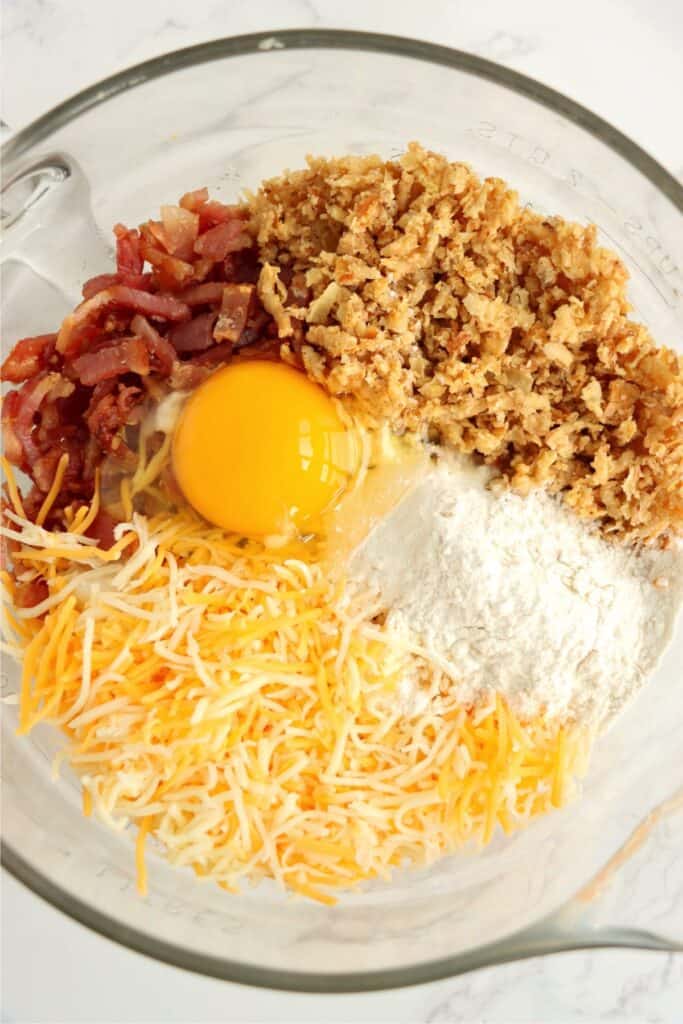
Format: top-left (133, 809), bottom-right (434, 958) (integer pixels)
top-left (351, 457), bottom-right (683, 731)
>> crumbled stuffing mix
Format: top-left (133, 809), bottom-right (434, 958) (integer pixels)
top-left (250, 143), bottom-right (683, 543)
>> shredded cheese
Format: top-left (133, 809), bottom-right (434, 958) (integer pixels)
top-left (2, 495), bottom-right (592, 902)
top-left (1, 455), bottom-right (26, 518)
top-left (36, 453), bottom-right (70, 527)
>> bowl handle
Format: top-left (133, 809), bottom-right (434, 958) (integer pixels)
top-left (1, 151), bottom-right (113, 312)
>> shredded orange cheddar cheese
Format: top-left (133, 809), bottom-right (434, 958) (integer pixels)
top-left (1, 486), bottom-right (591, 902)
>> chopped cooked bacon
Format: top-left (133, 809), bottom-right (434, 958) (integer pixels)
top-left (190, 257), bottom-right (216, 283)
top-left (2, 391), bottom-right (24, 464)
top-left (235, 336), bottom-right (282, 359)
top-left (85, 510), bottom-right (118, 549)
top-left (82, 273), bottom-right (151, 300)
top-left (225, 247), bottom-right (261, 284)
top-left (195, 341), bottom-right (235, 366)
top-left (130, 315), bottom-right (176, 375)
top-left (198, 201), bottom-right (245, 231)
top-left (178, 187), bottom-right (241, 231)
top-left (14, 576), bottom-right (49, 608)
top-left (72, 337), bottom-right (150, 386)
top-left (2, 188), bottom-right (275, 523)
top-left (86, 382), bottom-right (143, 452)
top-left (14, 373), bottom-right (75, 464)
top-left (194, 219), bottom-right (252, 260)
top-left (168, 360), bottom-right (218, 391)
top-left (114, 224), bottom-right (143, 276)
top-left (169, 312), bottom-right (217, 353)
top-left (179, 187), bottom-right (209, 213)
top-left (158, 206), bottom-right (199, 261)
top-left (214, 284), bottom-right (254, 342)
top-left (57, 286), bottom-right (190, 357)
top-left (168, 344), bottom-right (234, 390)
top-left (32, 449), bottom-right (64, 493)
top-left (175, 282), bottom-right (226, 306)
top-left (139, 237), bottom-right (195, 286)
top-left (82, 273), bottom-right (120, 299)
top-left (1, 334), bottom-right (57, 382)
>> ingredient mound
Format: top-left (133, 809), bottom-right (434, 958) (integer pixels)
top-left (251, 143), bottom-right (683, 543)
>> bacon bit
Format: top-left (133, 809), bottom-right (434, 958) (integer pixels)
top-left (57, 287), bottom-right (191, 357)
top-left (179, 187), bottom-right (209, 213)
top-left (194, 220), bottom-right (252, 261)
top-left (13, 373), bottom-right (75, 465)
top-left (1, 334), bottom-right (57, 383)
top-left (168, 346), bottom-right (234, 390)
top-left (85, 378), bottom-right (115, 411)
top-left (174, 282), bottom-right (226, 306)
top-left (191, 257), bottom-right (216, 283)
top-left (226, 248), bottom-right (261, 285)
top-left (167, 361), bottom-right (213, 391)
top-left (198, 201), bottom-right (245, 231)
top-left (235, 336), bottom-right (281, 360)
top-left (114, 225), bottom-right (143, 276)
top-left (2, 188), bottom-right (278, 525)
top-left (214, 284), bottom-right (254, 342)
top-left (86, 382), bottom-right (143, 452)
top-left (2, 392), bottom-right (25, 465)
top-left (169, 312), bottom-right (217, 353)
top-left (85, 509), bottom-right (119, 549)
top-left (32, 449), bottom-right (64, 494)
top-left (72, 337), bottom-right (150, 386)
top-left (82, 273), bottom-right (121, 300)
top-left (14, 576), bottom-right (49, 608)
top-left (139, 240), bottom-right (195, 287)
top-left (178, 187), bottom-right (242, 231)
top-left (158, 206), bottom-right (199, 261)
top-left (42, 441), bottom-right (90, 498)
top-left (194, 341), bottom-right (234, 366)
top-left (130, 315), bottom-right (176, 376)
top-left (82, 273), bottom-right (151, 300)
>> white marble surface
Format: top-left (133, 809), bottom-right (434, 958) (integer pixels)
top-left (1, 1), bottom-right (682, 1021)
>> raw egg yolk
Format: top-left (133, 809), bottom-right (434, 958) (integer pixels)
top-left (172, 361), bottom-right (356, 536)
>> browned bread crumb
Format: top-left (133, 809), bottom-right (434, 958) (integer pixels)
top-left (249, 143), bottom-right (683, 544)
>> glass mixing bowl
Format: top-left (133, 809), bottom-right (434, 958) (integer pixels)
top-left (2, 29), bottom-right (682, 993)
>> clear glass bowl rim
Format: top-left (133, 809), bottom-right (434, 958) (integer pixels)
top-left (2, 27), bottom-right (682, 994)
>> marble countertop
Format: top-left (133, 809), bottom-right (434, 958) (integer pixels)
top-left (1, 1), bottom-right (682, 1021)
